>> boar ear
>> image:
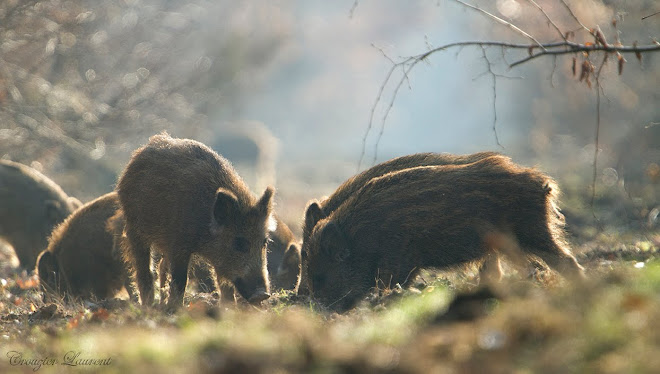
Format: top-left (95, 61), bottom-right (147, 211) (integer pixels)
top-left (304, 201), bottom-right (326, 232)
top-left (37, 250), bottom-right (57, 281)
top-left (283, 243), bottom-right (301, 268)
top-left (213, 188), bottom-right (240, 227)
top-left (256, 186), bottom-right (274, 216)
top-left (319, 222), bottom-right (350, 262)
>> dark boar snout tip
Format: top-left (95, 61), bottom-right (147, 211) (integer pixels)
top-left (248, 288), bottom-right (270, 304)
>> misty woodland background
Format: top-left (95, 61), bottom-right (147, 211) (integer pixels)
top-left (0, 0), bottom-right (658, 373)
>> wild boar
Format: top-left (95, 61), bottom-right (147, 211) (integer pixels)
top-left (273, 242), bottom-right (302, 292)
top-left (36, 192), bottom-right (130, 302)
top-left (267, 217), bottom-right (301, 291)
top-left (304, 155), bottom-right (584, 311)
top-left (116, 133), bottom-right (274, 308)
top-left (301, 152), bottom-right (498, 291)
top-left (158, 216), bottom-right (300, 301)
top-left (0, 160), bottom-right (81, 269)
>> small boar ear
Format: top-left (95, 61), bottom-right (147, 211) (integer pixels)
top-left (256, 186), bottom-right (274, 216)
top-left (304, 201), bottom-right (326, 232)
top-left (283, 243), bottom-right (301, 268)
top-left (319, 222), bottom-right (350, 262)
top-left (36, 250), bottom-right (57, 280)
top-left (213, 188), bottom-right (240, 227)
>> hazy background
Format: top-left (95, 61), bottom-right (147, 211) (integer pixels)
top-left (0, 0), bottom-right (657, 235)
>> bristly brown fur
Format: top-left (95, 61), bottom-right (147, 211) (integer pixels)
top-left (0, 160), bottom-right (81, 270)
top-left (116, 132), bottom-right (274, 308)
top-left (302, 152), bottom-right (499, 243)
top-left (36, 192), bottom-right (130, 302)
top-left (300, 152), bottom-right (499, 292)
top-left (304, 154), bottom-right (584, 312)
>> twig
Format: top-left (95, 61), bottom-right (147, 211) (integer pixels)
top-left (349, 0), bottom-right (359, 19)
top-left (358, 62), bottom-right (397, 171)
top-left (401, 267), bottom-right (418, 288)
top-left (452, 0), bottom-right (547, 51)
top-left (373, 60), bottom-right (420, 165)
top-left (642, 11), bottom-right (659, 20)
top-left (590, 54), bottom-right (608, 218)
top-left (479, 46), bottom-right (502, 148)
top-left (527, 0), bottom-right (567, 42)
top-left (328, 289), bottom-right (353, 308)
top-left (559, 0), bottom-right (590, 32)
top-left (549, 55), bottom-right (557, 88)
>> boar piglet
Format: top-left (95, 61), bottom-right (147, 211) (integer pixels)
top-left (0, 160), bottom-right (81, 269)
top-left (300, 152), bottom-right (498, 292)
top-left (116, 133), bottom-right (273, 309)
top-left (304, 155), bottom-right (584, 311)
top-left (267, 217), bottom-right (301, 292)
top-left (36, 192), bottom-right (130, 302)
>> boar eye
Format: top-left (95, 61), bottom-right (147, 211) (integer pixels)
top-left (233, 237), bottom-right (249, 253)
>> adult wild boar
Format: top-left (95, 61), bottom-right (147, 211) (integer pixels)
top-left (304, 155), bottom-right (585, 311)
top-left (36, 192), bottom-right (130, 301)
top-left (0, 160), bottom-right (81, 269)
top-left (116, 133), bottom-right (274, 308)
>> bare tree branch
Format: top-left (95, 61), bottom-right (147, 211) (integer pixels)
top-left (362, 38), bottom-right (659, 168)
top-left (509, 42), bottom-right (660, 68)
top-left (363, 1), bottom-right (659, 176)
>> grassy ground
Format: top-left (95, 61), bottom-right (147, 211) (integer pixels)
top-left (0, 232), bottom-right (658, 373)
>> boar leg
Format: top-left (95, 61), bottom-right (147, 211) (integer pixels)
top-left (118, 255), bottom-right (140, 302)
top-left (123, 276), bottom-right (139, 303)
top-left (157, 256), bottom-right (170, 304)
top-left (125, 227), bottom-right (154, 306)
top-left (212, 266), bottom-right (236, 303)
top-left (166, 252), bottom-right (191, 308)
top-left (191, 262), bottom-right (218, 293)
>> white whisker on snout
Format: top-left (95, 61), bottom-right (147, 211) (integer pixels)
top-left (328, 289), bottom-right (353, 308)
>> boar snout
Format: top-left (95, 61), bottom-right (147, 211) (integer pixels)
top-left (248, 288), bottom-right (270, 304)
top-left (234, 276), bottom-right (270, 304)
